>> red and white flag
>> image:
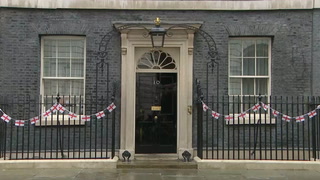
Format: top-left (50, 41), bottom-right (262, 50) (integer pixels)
top-left (68, 112), bottom-right (77, 120)
top-left (81, 115), bottom-right (91, 122)
top-left (307, 110), bottom-right (317, 118)
top-left (43, 110), bottom-right (51, 118)
top-left (225, 115), bottom-right (234, 121)
top-left (50, 103), bottom-right (59, 113)
top-left (1, 113), bottom-right (11, 123)
top-left (57, 104), bottom-right (66, 113)
top-left (262, 103), bottom-right (269, 111)
top-left (211, 111), bottom-right (220, 119)
top-left (282, 114), bottom-right (291, 122)
top-left (95, 111), bottom-right (105, 119)
top-left (238, 112), bottom-right (246, 119)
top-left (107, 103), bottom-right (116, 112)
top-left (272, 110), bottom-right (280, 117)
top-left (202, 102), bottom-right (209, 112)
top-left (30, 116), bottom-right (39, 125)
top-left (15, 120), bottom-right (25, 127)
top-left (295, 115), bottom-right (305, 123)
top-left (251, 104), bottom-right (261, 112)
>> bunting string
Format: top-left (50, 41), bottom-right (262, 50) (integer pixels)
top-left (202, 101), bottom-right (320, 123)
top-left (0, 102), bottom-right (116, 127)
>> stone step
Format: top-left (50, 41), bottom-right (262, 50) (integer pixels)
top-left (117, 160), bottom-right (198, 169)
top-left (134, 154), bottom-right (178, 161)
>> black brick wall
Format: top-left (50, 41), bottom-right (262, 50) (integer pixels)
top-left (313, 10), bottom-right (320, 96)
top-left (0, 8), bottom-right (318, 152)
top-left (0, 9), bottom-right (315, 97)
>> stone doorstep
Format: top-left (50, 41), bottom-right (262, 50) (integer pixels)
top-left (194, 157), bottom-right (320, 170)
top-left (117, 160), bottom-right (198, 169)
top-left (117, 153), bottom-right (198, 169)
top-left (134, 153), bottom-right (179, 161)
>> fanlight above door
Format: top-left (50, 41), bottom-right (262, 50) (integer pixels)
top-left (137, 50), bottom-right (177, 70)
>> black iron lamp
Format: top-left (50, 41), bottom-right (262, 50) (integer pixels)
top-left (149, 17), bottom-right (166, 48)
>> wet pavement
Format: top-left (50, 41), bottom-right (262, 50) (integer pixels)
top-left (1, 168), bottom-right (320, 180)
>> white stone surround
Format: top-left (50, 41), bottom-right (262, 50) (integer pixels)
top-left (115, 22), bottom-right (201, 159)
top-left (0, 158), bottom-right (118, 169)
top-left (1, 0), bottom-right (320, 10)
top-left (195, 157), bottom-right (320, 170)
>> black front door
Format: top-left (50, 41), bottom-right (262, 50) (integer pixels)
top-left (135, 73), bottom-right (177, 153)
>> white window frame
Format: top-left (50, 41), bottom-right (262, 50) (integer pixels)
top-left (228, 37), bottom-right (272, 124)
top-left (39, 36), bottom-right (86, 125)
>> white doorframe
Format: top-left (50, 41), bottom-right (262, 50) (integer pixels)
top-left (116, 24), bottom-right (200, 159)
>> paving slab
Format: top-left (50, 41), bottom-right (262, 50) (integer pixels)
top-left (75, 170), bottom-right (119, 180)
top-left (0, 168), bottom-right (320, 180)
top-left (117, 160), bottom-right (197, 169)
top-left (33, 169), bottom-right (81, 178)
top-left (119, 173), bottom-right (163, 180)
top-left (159, 169), bottom-right (199, 176)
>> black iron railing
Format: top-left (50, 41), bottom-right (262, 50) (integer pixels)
top-left (0, 119), bottom-right (4, 158)
top-left (0, 95), bottom-right (116, 160)
top-left (197, 95), bottom-right (320, 161)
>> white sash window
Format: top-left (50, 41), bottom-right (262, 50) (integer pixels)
top-left (41, 36), bottom-right (86, 121)
top-left (229, 38), bottom-right (271, 113)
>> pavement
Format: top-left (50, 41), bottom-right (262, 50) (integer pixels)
top-left (1, 168), bottom-right (320, 180)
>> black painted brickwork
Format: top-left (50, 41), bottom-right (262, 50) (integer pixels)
top-left (0, 8), bottom-right (319, 152)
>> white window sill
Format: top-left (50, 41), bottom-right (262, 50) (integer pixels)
top-left (225, 114), bottom-right (276, 125)
top-left (35, 115), bottom-right (86, 126)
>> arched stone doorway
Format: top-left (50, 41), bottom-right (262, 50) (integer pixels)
top-left (115, 21), bottom-right (202, 159)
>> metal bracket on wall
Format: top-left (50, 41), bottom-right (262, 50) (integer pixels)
top-left (182, 150), bottom-right (192, 162)
top-left (122, 150), bottom-right (131, 162)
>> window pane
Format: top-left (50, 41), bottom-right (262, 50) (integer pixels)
top-left (229, 96), bottom-right (241, 114)
top-left (58, 40), bottom-right (70, 57)
top-left (71, 80), bottom-right (84, 95)
top-left (256, 40), bottom-right (269, 57)
top-left (58, 58), bottom-right (70, 77)
top-left (243, 40), bottom-right (255, 57)
top-left (71, 40), bottom-right (84, 58)
top-left (71, 59), bottom-right (84, 77)
top-left (229, 78), bottom-right (241, 95)
top-left (43, 79), bottom-right (83, 96)
top-left (229, 40), bottom-right (242, 57)
top-left (243, 58), bottom-right (255, 75)
top-left (257, 58), bottom-right (268, 76)
top-left (59, 96), bottom-right (84, 114)
top-left (58, 80), bottom-right (71, 96)
top-left (230, 58), bottom-right (242, 76)
top-left (242, 78), bottom-right (254, 95)
top-left (43, 58), bottom-right (56, 77)
top-left (43, 80), bottom-right (57, 96)
top-left (256, 79), bottom-right (268, 95)
top-left (44, 40), bottom-right (56, 57)
top-left (243, 96), bottom-right (256, 111)
top-left (137, 57), bottom-right (152, 69)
